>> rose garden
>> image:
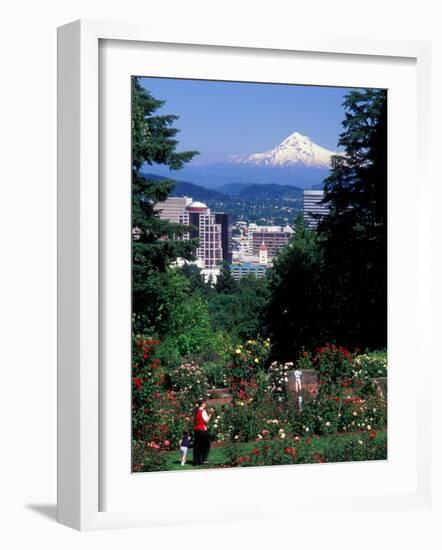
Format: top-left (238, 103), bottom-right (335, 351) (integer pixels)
top-left (132, 339), bottom-right (387, 472)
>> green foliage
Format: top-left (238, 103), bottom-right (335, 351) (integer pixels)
top-left (131, 77), bottom-right (199, 327)
top-left (201, 361), bottom-right (229, 388)
top-left (227, 338), bottom-right (270, 399)
top-left (178, 263), bottom-right (213, 297)
top-left (132, 442), bottom-right (169, 472)
top-left (292, 400), bottom-right (317, 436)
top-left (319, 89), bottom-right (387, 350)
top-left (155, 283), bottom-right (227, 369)
top-left (338, 395), bottom-right (387, 433)
top-left (296, 348), bottom-right (313, 370)
top-left (215, 262), bottom-right (238, 294)
top-left (221, 404), bottom-right (263, 443)
top-left (208, 275), bottom-right (269, 340)
top-left (262, 90), bottom-right (387, 357)
top-left (169, 294), bottom-right (213, 357)
top-left (132, 268), bottom-right (189, 337)
top-left (132, 337), bottom-right (166, 440)
top-left (265, 216), bottom-right (325, 359)
top-left (226, 431), bottom-right (387, 467)
top-left (355, 350), bottom-right (387, 378)
top-left (314, 343), bottom-right (356, 398)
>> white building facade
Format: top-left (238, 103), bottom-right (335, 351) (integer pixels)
top-left (303, 190), bottom-right (330, 229)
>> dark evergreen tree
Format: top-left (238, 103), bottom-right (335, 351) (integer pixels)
top-left (214, 262), bottom-right (238, 294)
top-left (264, 217), bottom-right (324, 360)
top-left (179, 263), bottom-right (212, 297)
top-left (131, 77), bottom-right (199, 333)
top-left (319, 88), bottom-right (387, 350)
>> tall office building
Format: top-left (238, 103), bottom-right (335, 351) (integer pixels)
top-left (247, 224), bottom-right (294, 258)
top-left (303, 190), bottom-right (329, 229)
top-left (215, 213), bottom-right (232, 264)
top-left (179, 201), bottom-right (223, 269)
top-left (156, 196), bottom-right (192, 223)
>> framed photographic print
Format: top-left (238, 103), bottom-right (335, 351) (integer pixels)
top-left (57, 19), bottom-right (432, 530)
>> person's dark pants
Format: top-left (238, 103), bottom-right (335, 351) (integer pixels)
top-left (193, 430), bottom-right (210, 465)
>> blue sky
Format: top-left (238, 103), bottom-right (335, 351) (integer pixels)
top-left (139, 77), bottom-right (352, 165)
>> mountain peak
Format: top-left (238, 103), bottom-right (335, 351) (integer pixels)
top-left (282, 131), bottom-right (311, 143)
top-left (231, 131), bottom-right (335, 168)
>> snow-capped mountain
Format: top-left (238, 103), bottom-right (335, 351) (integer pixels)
top-left (231, 131), bottom-right (335, 169)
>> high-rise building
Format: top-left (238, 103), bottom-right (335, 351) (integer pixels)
top-left (156, 196), bottom-right (192, 223)
top-left (303, 190), bottom-right (329, 229)
top-left (247, 224), bottom-right (294, 258)
top-left (215, 213), bottom-right (232, 263)
top-left (180, 201), bottom-right (223, 269)
top-left (155, 197), bottom-right (228, 269)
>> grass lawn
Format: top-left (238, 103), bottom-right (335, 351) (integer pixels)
top-left (163, 430), bottom-right (387, 471)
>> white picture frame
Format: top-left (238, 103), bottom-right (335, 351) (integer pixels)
top-left (57, 19), bottom-right (432, 531)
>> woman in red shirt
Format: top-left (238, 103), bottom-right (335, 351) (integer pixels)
top-left (193, 399), bottom-right (213, 465)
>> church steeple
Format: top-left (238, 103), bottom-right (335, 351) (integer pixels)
top-left (259, 241), bottom-right (268, 265)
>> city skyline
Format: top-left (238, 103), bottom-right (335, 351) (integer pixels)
top-left (155, 193), bottom-right (302, 281)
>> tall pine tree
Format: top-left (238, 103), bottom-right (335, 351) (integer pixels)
top-left (264, 216), bottom-right (324, 360)
top-left (131, 77), bottom-right (199, 333)
top-left (319, 88), bottom-right (387, 350)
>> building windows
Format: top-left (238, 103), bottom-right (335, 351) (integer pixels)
top-left (303, 190), bottom-right (329, 229)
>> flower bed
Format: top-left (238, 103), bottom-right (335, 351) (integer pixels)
top-left (132, 337), bottom-right (388, 471)
top-left (225, 430), bottom-right (387, 467)
top-left (158, 430), bottom-right (387, 472)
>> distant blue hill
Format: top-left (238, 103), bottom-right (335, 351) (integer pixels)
top-left (148, 162), bottom-right (330, 190)
top-left (236, 183), bottom-right (302, 200)
top-left (144, 173), bottom-right (304, 201)
top-left (142, 173), bottom-right (228, 201)
top-left (218, 182), bottom-right (254, 196)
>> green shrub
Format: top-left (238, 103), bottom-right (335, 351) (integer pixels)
top-left (355, 350), bottom-right (387, 378)
top-left (314, 343), bottom-right (355, 398)
top-left (296, 348), bottom-right (313, 370)
top-left (227, 338), bottom-right (270, 399)
top-left (132, 441), bottom-right (169, 472)
top-left (337, 395), bottom-right (387, 433)
top-left (226, 431), bottom-right (387, 468)
top-left (132, 336), bottom-right (167, 441)
top-left (221, 404), bottom-right (263, 442)
top-left (313, 398), bottom-right (340, 435)
top-left (169, 362), bottom-right (210, 409)
top-left (202, 361), bottom-right (229, 388)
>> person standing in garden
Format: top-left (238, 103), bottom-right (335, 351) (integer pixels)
top-left (193, 400), bottom-right (213, 465)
